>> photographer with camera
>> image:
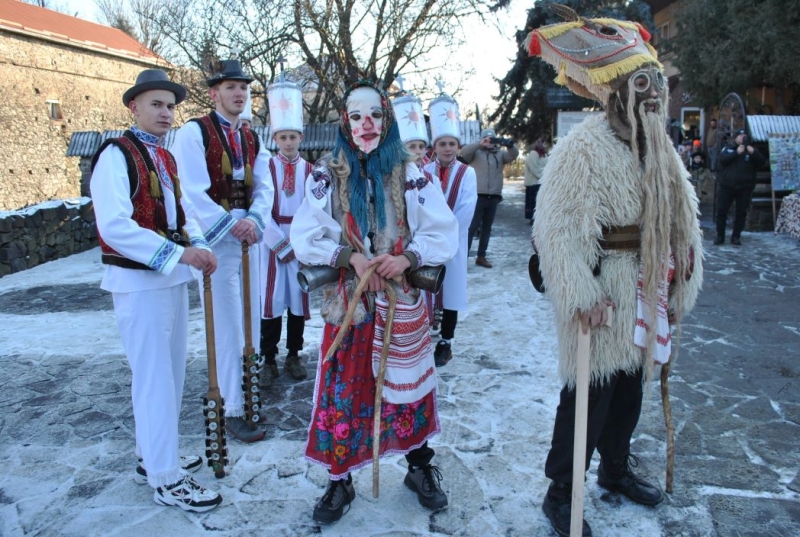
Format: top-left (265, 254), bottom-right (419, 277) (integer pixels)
top-left (461, 128), bottom-right (519, 268)
top-left (715, 128), bottom-right (765, 246)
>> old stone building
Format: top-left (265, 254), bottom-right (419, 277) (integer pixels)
top-left (0, 0), bottom-right (168, 211)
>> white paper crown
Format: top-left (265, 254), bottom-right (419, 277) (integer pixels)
top-left (428, 94), bottom-right (461, 144)
top-left (392, 93), bottom-right (428, 144)
top-left (240, 86), bottom-right (253, 121)
top-left (268, 80), bottom-right (304, 134)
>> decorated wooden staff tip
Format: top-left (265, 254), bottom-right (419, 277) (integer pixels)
top-left (240, 241), bottom-right (261, 428)
top-left (203, 273), bottom-right (228, 478)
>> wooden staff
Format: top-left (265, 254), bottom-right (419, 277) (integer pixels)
top-left (570, 307), bottom-right (613, 537)
top-left (203, 273), bottom-right (227, 478)
top-left (372, 283), bottom-right (397, 498)
top-left (660, 360), bottom-right (675, 493)
top-left (240, 242), bottom-right (260, 427)
top-left (321, 265), bottom-right (378, 361)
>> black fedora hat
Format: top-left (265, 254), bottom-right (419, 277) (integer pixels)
top-left (206, 59), bottom-right (254, 87)
top-left (123, 69), bottom-right (186, 106)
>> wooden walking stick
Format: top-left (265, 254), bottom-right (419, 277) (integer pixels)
top-left (372, 283), bottom-right (397, 498)
top-left (570, 307), bottom-right (613, 537)
top-left (203, 273), bottom-right (228, 478)
top-left (240, 242), bottom-right (261, 428)
top-left (660, 360), bottom-right (675, 493)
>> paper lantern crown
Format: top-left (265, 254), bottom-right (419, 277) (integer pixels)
top-left (392, 93), bottom-right (428, 144)
top-left (428, 93), bottom-right (461, 144)
top-left (525, 4), bottom-right (662, 104)
top-left (268, 79), bottom-right (304, 134)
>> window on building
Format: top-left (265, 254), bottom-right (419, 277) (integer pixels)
top-left (654, 22), bottom-right (670, 47)
top-left (46, 100), bottom-right (63, 121)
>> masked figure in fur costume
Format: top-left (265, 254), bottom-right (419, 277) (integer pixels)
top-left (527, 7), bottom-right (704, 536)
top-left (291, 80), bottom-right (458, 524)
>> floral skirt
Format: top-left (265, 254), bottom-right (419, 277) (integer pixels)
top-left (305, 313), bottom-right (440, 480)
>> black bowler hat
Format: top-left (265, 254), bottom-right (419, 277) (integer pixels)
top-left (735, 128), bottom-right (747, 136)
top-left (206, 59), bottom-right (254, 87)
top-left (123, 69), bottom-right (186, 106)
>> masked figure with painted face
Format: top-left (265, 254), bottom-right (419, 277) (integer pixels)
top-left (527, 7), bottom-right (703, 536)
top-left (291, 80), bottom-right (458, 523)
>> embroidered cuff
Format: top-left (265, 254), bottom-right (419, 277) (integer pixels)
top-left (246, 213), bottom-right (265, 242)
top-left (149, 240), bottom-right (180, 274)
top-left (332, 246), bottom-right (352, 268)
top-left (404, 250), bottom-right (421, 271)
top-left (272, 237), bottom-right (292, 259)
top-left (190, 236), bottom-right (211, 251)
top-left (205, 213), bottom-right (235, 247)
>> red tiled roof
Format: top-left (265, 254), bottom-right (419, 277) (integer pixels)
top-left (0, 0), bottom-right (161, 62)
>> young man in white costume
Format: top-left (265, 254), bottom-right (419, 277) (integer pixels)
top-left (290, 80), bottom-right (458, 524)
top-left (258, 76), bottom-right (313, 386)
top-left (172, 59), bottom-right (273, 443)
top-left (423, 91), bottom-right (477, 367)
top-left (91, 69), bottom-right (222, 512)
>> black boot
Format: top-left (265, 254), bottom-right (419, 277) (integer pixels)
top-left (541, 482), bottom-right (592, 537)
top-left (258, 354), bottom-right (279, 389)
top-left (597, 454), bottom-right (664, 506)
top-left (433, 340), bottom-right (452, 367)
top-left (312, 475), bottom-right (355, 524)
top-left (404, 464), bottom-right (448, 510)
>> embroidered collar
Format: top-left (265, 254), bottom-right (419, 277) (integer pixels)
top-left (215, 111), bottom-right (240, 131)
top-left (130, 125), bottom-right (163, 147)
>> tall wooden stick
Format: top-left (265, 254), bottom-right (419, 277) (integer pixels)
top-left (240, 242), bottom-right (260, 427)
top-left (660, 361), bottom-right (675, 493)
top-left (570, 307), bottom-right (613, 537)
top-left (570, 324), bottom-right (592, 537)
top-left (372, 284), bottom-right (396, 498)
top-left (203, 274), bottom-right (227, 478)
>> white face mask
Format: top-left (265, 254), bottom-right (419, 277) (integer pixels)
top-left (346, 87), bottom-right (384, 153)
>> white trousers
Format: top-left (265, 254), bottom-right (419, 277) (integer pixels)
top-left (112, 284), bottom-right (188, 489)
top-left (198, 240), bottom-right (262, 417)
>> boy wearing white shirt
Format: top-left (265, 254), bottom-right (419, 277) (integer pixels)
top-left (259, 78), bottom-right (312, 385)
top-left (423, 92), bottom-right (477, 367)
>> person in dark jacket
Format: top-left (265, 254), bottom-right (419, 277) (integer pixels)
top-left (715, 128), bottom-right (766, 245)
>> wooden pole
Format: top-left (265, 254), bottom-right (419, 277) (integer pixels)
top-left (372, 284), bottom-right (396, 498)
top-left (570, 324), bottom-right (592, 537)
top-left (661, 361), bottom-right (675, 493)
top-left (570, 307), bottom-right (612, 537)
top-left (203, 274), bottom-right (227, 478)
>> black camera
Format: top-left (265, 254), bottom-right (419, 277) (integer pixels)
top-left (489, 136), bottom-right (515, 148)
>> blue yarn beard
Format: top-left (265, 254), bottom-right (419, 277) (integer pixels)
top-left (333, 122), bottom-right (409, 240)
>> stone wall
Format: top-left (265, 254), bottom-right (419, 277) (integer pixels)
top-left (0, 30), bottom-right (164, 211)
top-left (0, 198), bottom-right (97, 277)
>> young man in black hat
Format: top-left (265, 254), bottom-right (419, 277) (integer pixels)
top-left (714, 128), bottom-right (765, 245)
top-left (173, 60), bottom-right (273, 443)
top-left (91, 69), bottom-right (222, 512)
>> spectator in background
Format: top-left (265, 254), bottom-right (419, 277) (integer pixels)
top-left (461, 128), bottom-right (519, 268)
top-left (705, 118), bottom-right (718, 171)
top-left (524, 138), bottom-right (549, 225)
top-left (715, 128), bottom-right (766, 246)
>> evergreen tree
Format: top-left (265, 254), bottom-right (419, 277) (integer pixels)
top-left (669, 0), bottom-right (800, 114)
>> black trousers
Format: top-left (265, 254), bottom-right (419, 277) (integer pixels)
top-left (260, 313), bottom-right (305, 357)
top-left (544, 368), bottom-right (644, 484)
top-left (440, 309), bottom-right (458, 340)
top-left (468, 195), bottom-right (501, 257)
top-left (715, 184), bottom-right (754, 239)
top-left (405, 442), bottom-right (435, 468)
top-left (524, 184), bottom-right (540, 221)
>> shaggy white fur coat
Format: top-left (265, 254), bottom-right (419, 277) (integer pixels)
top-left (532, 115), bottom-right (703, 388)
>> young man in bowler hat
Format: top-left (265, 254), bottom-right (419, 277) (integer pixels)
top-left (91, 69), bottom-right (222, 512)
top-left (173, 60), bottom-right (273, 442)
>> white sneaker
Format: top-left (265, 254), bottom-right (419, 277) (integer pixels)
top-left (134, 455), bottom-right (203, 485)
top-left (154, 475), bottom-right (222, 513)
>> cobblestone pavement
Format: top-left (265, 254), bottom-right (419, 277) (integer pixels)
top-left (0, 181), bottom-right (798, 536)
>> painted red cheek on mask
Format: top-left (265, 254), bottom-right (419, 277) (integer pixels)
top-left (353, 128), bottom-right (360, 136)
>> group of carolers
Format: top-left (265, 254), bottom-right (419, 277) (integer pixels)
top-left (91, 61), bottom-right (476, 517)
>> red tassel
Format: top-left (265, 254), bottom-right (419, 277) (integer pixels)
top-left (528, 33), bottom-right (542, 57)
top-left (636, 23), bottom-right (651, 43)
